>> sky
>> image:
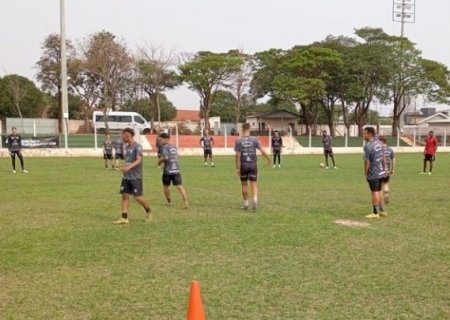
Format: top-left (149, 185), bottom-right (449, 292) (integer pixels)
top-left (1, 0), bottom-right (449, 112)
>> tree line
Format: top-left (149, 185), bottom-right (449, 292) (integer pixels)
top-left (1, 27), bottom-right (449, 136)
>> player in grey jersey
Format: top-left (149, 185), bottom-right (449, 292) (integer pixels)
top-left (234, 123), bottom-right (270, 211)
top-left (322, 130), bottom-right (337, 169)
top-left (363, 127), bottom-right (388, 219)
top-left (6, 127), bottom-right (28, 173)
top-left (379, 136), bottom-right (396, 206)
top-left (200, 130), bottom-right (215, 167)
top-left (158, 133), bottom-right (188, 209)
top-left (113, 128), bottom-right (152, 225)
top-left (103, 133), bottom-right (113, 169)
top-left (113, 137), bottom-right (125, 171)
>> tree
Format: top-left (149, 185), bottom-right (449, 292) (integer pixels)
top-left (122, 94), bottom-right (177, 122)
top-left (179, 51), bottom-right (243, 130)
top-left (36, 34), bottom-right (74, 132)
top-left (135, 46), bottom-right (180, 129)
top-left (83, 31), bottom-right (133, 129)
top-left (0, 75), bottom-right (47, 119)
top-left (210, 90), bottom-right (237, 122)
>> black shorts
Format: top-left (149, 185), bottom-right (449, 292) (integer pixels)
top-left (162, 173), bottom-right (183, 186)
top-left (115, 153), bottom-right (124, 160)
top-left (424, 154), bottom-right (435, 162)
top-left (324, 149), bottom-right (333, 156)
top-left (203, 149), bottom-right (212, 157)
top-left (10, 151), bottom-right (22, 156)
top-left (367, 179), bottom-right (382, 192)
top-left (120, 179), bottom-right (143, 196)
top-left (381, 176), bottom-right (390, 184)
top-left (273, 149), bottom-right (281, 155)
top-left (240, 162), bottom-right (258, 182)
top-left (104, 153), bottom-right (113, 160)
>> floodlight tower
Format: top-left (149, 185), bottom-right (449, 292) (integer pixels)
top-left (392, 0), bottom-right (416, 132)
top-left (60, 0), bottom-right (69, 149)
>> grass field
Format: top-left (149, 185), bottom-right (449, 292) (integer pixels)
top-left (0, 153), bottom-right (449, 319)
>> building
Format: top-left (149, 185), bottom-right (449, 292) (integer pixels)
top-left (246, 110), bottom-right (301, 135)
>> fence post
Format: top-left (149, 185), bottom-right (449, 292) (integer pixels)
top-left (94, 123), bottom-right (98, 150)
top-left (413, 129), bottom-right (416, 148)
top-left (269, 129), bottom-right (272, 150)
top-left (397, 127), bottom-right (400, 148)
top-left (345, 127), bottom-right (348, 148)
top-left (33, 120), bottom-right (37, 137)
top-left (175, 124), bottom-right (179, 148)
top-left (224, 125), bottom-right (227, 149)
top-left (443, 131), bottom-right (447, 148)
top-left (308, 126), bottom-right (312, 148)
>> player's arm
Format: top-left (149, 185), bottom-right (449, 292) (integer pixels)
top-left (434, 138), bottom-right (438, 154)
top-left (211, 137), bottom-right (214, 147)
top-left (364, 160), bottom-right (370, 178)
top-left (235, 152), bottom-right (241, 176)
top-left (199, 138), bottom-right (203, 148)
top-left (391, 157), bottom-right (396, 175)
top-left (258, 146), bottom-right (271, 165)
top-left (122, 154), bottom-right (143, 172)
top-left (158, 151), bottom-right (168, 166)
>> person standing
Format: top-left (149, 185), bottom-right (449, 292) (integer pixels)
top-left (271, 130), bottom-right (283, 168)
top-left (113, 136), bottom-right (124, 171)
top-left (200, 130), bottom-right (215, 167)
top-left (7, 127), bottom-right (28, 174)
top-left (155, 129), bottom-right (165, 160)
top-left (322, 130), bottom-right (337, 169)
top-left (379, 136), bottom-right (396, 206)
top-left (234, 123), bottom-right (271, 212)
top-left (103, 133), bottom-right (114, 169)
top-left (113, 128), bottom-right (152, 225)
top-left (363, 127), bottom-right (389, 219)
top-left (158, 133), bottom-right (189, 209)
top-left (421, 130), bottom-right (438, 175)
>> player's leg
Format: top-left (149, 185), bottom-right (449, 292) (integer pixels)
top-left (204, 151), bottom-right (208, 166)
top-left (17, 152), bottom-right (25, 171)
top-left (366, 180), bottom-right (382, 218)
top-left (277, 152), bottom-right (281, 167)
top-left (250, 181), bottom-right (258, 211)
top-left (429, 157), bottom-right (434, 173)
top-left (209, 152), bottom-right (214, 167)
top-left (132, 179), bottom-right (151, 221)
top-left (272, 153), bottom-right (276, 167)
top-left (423, 158), bottom-right (427, 173)
top-left (176, 185), bottom-right (189, 209)
top-left (11, 153), bottom-right (16, 172)
top-left (114, 180), bottom-right (132, 224)
top-left (330, 153), bottom-right (336, 168)
top-left (382, 177), bottom-right (390, 205)
top-left (324, 153), bottom-right (329, 169)
top-left (241, 180), bottom-right (249, 209)
top-left (162, 174), bottom-right (171, 205)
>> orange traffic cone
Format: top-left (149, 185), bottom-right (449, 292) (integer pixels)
top-left (186, 280), bottom-right (206, 320)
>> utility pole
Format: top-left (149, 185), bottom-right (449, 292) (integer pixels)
top-left (60, 0), bottom-right (69, 149)
top-left (392, 0), bottom-right (416, 135)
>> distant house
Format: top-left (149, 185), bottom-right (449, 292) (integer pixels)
top-left (171, 109), bottom-right (221, 133)
top-left (246, 110), bottom-right (301, 135)
top-left (416, 113), bottom-right (450, 127)
top-left (174, 110), bottom-right (201, 123)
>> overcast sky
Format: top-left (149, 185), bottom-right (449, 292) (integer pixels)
top-left (1, 0), bottom-right (449, 111)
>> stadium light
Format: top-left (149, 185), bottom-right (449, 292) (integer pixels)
top-left (60, 0), bottom-right (69, 149)
top-left (392, 0), bottom-right (416, 36)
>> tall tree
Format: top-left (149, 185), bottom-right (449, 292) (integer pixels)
top-left (179, 51), bottom-right (243, 130)
top-left (0, 75), bottom-right (47, 119)
top-left (135, 46), bottom-right (179, 129)
top-left (36, 34), bottom-right (74, 132)
top-left (210, 90), bottom-right (238, 122)
top-left (83, 31), bottom-right (133, 129)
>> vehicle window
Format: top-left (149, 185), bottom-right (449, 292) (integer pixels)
top-left (134, 116), bottom-right (145, 124)
top-left (119, 116), bottom-right (132, 123)
top-left (95, 115), bottom-right (104, 122)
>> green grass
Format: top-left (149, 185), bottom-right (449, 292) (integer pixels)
top-left (0, 154), bottom-right (449, 319)
top-left (296, 136), bottom-right (410, 147)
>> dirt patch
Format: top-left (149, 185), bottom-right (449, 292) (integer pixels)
top-left (334, 219), bottom-right (370, 228)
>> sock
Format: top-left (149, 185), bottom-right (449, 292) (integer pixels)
top-left (243, 200), bottom-right (249, 207)
top-left (122, 212), bottom-right (128, 219)
top-left (145, 207), bottom-right (151, 213)
top-left (167, 198), bottom-right (171, 204)
top-left (373, 205), bottom-right (381, 214)
top-left (253, 197), bottom-right (258, 208)
top-left (379, 205), bottom-right (384, 212)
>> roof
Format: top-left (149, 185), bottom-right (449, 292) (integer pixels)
top-left (246, 109), bottom-right (301, 119)
top-left (417, 112), bottom-right (450, 125)
top-left (174, 110), bottom-right (201, 122)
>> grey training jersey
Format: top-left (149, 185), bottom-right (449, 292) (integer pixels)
top-left (103, 139), bottom-right (113, 154)
top-left (200, 136), bottom-right (214, 150)
top-left (234, 136), bottom-right (261, 164)
top-left (322, 135), bottom-right (332, 150)
top-left (7, 134), bottom-right (22, 152)
top-left (114, 138), bottom-right (124, 155)
top-left (364, 139), bottom-right (388, 181)
top-left (272, 136), bottom-right (282, 151)
top-left (123, 142), bottom-right (143, 180)
top-left (383, 145), bottom-right (395, 172)
top-left (162, 144), bottom-right (181, 174)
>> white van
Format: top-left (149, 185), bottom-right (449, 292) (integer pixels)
top-left (93, 111), bottom-right (151, 134)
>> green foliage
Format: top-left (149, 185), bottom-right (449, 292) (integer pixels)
top-left (122, 94), bottom-right (177, 122)
top-left (210, 90), bottom-right (237, 122)
top-left (0, 74), bottom-right (47, 118)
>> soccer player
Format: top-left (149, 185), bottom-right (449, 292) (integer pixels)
top-left (363, 127), bottom-right (388, 219)
top-left (158, 133), bottom-right (189, 209)
top-left (6, 127), bottom-right (28, 174)
top-left (379, 136), bottom-right (396, 206)
top-left (200, 130), bottom-right (215, 167)
top-left (113, 128), bottom-right (152, 225)
top-left (271, 130), bottom-right (283, 168)
top-left (421, 130), bottom-right (438, 175)
top-left (155, 129), bottom-right (165, 160)
top-left (113, 136), bottom-right (124, 171)
top-left (322, 130), bottom-right (337, 169)
top-left (234, 123), bottom-right (271, 212)
top-left (103, 133), bottom-right (113, 169)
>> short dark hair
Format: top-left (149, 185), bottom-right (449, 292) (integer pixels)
top-left (429, 130), bottom-right (434, 134)
top-left (160, 133), bottom-right (170, 139)
top-left (364, 127), bottom-right (376, 136)
top-left (122, 127), bottom-right (135, 136)
top-left (243, 123), bottom-right (251, 131)
top-left (12, 127), bottom-right (17, 130)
